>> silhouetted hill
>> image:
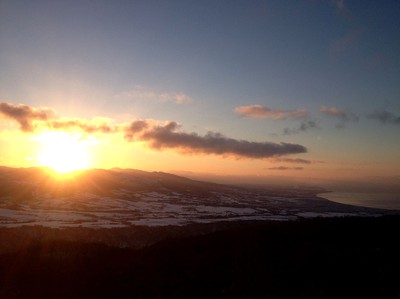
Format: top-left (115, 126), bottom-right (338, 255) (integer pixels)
top-left (1, 167), bottom-right (399, 298)
top-left (0, 217), bottom-right (399, 298)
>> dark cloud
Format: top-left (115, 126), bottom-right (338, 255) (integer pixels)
top-left (0, 102), bottom-right (55, 132)
top-left (283, 120), bottom-right (318, 135)
top-left (268, 166), bottom-right (304, 171)
top-left (320, 105), bottom-right (358, 128)
top-left (273, 158), bottom-right (311, 165)
top-left (125, 120), bottom-right (308, 159)
top-left (0, 102), bottom-right (120, 133)
top-left (125, 120), bottom-right (150, 136)
top-left (0, 102), bottom-right (309, 160)
top-left (234, 105), bottom-right (308, 120)
top-left (368, 110), bottom-right (400, 126)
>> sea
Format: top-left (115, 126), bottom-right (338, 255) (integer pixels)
top-left (319, 191), bottom-right (400, 211)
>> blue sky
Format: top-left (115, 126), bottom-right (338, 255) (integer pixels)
top-left (0, 0), bottom-right (399, 181)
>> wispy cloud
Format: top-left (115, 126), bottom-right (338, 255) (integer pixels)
top-left (368, 110), bottom-right (400, 126)
top-left (267, 166), bottom-right (304, 171)
top-left (115, 85), bottom-right (193, 104)
top-left (320, 105), bottom-right (358, 128)
top-left (329, 29), bottom-right (361, 57)
top-left (283, 120), bottom-right (318, 135)
top-left (332, 0), bottom-right (345, 11)
top-left (49, 118), bottom-right (118, 134)
top-left (160, 92), bottom-right (192, 104)
top-left (125, 120), bottom-right (307, 159)
top-left (0, 102), bottom-right (55, 132)
top-left (272, 158), bottom-right (312, 165)
top-left (0, 102), bottom-right (308, 160)
top-left (234, 104), bottom-right (308, 120)
top-left (331, 0), bottom-right (353, 21)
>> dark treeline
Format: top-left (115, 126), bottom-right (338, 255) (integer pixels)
top-left (0, 216), bottom-right (400, 298)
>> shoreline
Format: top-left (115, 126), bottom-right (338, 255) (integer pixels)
top-left (318, 191), bottom-right (400, 211)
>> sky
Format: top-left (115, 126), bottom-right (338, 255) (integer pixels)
top-left (0, 0), bottom-right (399, 186)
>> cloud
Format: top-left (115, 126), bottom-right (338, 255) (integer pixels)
top-left (49, 119), bottom-right (117, 134)
top-left (0, 102), bottom-right (122, 134)
top-left (329, 29), bottom-right (361, 57)
top-left (331, 0), bottom-right (353, 21)
top-left (283, 120), bottom-right (318, 135)
top-left (115, 86), bottom-right (192, 104)
top-left (332, 0), bottom-right (345, 11)
top-left (272, 158), bottom-right (311, 165)
top-left (320, 106), bottom-right (344, 118)
top-left (268, 166), bottom-right (304, 171)
top-left (368, 110), bottom-right (400, 126)
top-left (125, 120), bottom-right (308, 159)
top-left (0, 102), bottom-right (55, 132)
top-left (1, 102), bottom-right (308, 160)
top-left (159, 92), bottom-right (192, 104)
top-left (320, 105), bottom-right (358, 128)
top-left (234, 105), bottom-right (308, 120)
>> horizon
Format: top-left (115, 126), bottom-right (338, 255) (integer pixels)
top-left (1, 165), bottom-right (399, 222)
top-left (2, 164), bottom-right (399, 196)
top-left (1, 1), bottom-right (399, 193)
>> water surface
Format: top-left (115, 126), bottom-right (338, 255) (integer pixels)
top-left (320, 192), bottom-right (400, 210)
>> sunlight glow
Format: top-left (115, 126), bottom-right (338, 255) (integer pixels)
top-left (36, 131), bottom-right (92, 173)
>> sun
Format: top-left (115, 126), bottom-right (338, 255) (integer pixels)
top-left (36, 131), bottom-right (92, 173)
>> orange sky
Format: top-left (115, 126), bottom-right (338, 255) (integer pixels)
top-left (1, 1), bottom-right (399, 187)
top-left (0, 104), bottom-right (398, 185)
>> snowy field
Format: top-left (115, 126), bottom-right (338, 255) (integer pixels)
top-left (0, 167), bottom-right (392, 228)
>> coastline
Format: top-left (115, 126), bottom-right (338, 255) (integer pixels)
top-left (318, 191), bottom-right (400, 211)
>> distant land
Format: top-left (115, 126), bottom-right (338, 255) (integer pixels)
top-left (0, 166), bottom-right (398, 229)
top-left (170, 170), bottom-right (400, 211)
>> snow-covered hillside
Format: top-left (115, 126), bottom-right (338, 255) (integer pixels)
top-left (0, 167), bottom-right (393, 228)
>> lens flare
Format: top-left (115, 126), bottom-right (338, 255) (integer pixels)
top-left (36, 131), bottom-right (92, 173)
